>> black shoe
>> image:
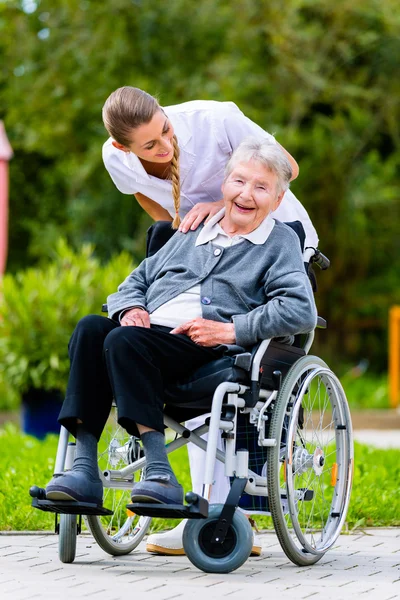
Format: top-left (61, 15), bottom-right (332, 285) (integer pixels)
top-left (131, 475), bottom-right (183, 505)
top-left (46, 470), bottom-right (103, 506)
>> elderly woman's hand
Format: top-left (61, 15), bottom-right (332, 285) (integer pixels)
top-left (121, 307), bottom-right (150, 328)
top-left (178, 200), bottom-right (224, 233)
top-left (171, 318), bottom-right (235, 346)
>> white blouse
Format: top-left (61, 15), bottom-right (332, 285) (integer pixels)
top-left (102, 100), bottom-right (318, 248)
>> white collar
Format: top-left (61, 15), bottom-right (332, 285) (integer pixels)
top-left (195, 208), bottom-right (275, 246)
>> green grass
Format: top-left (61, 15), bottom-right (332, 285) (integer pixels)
top-left (341, 372), bottom-right (389, 410)
top-left (0, 423), bottom-right (399, 532)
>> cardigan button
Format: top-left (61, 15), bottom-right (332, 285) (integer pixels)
top-left (201, 297), bottom-right (211, 305)
top-left (213, 248), bottom-right (222, 256)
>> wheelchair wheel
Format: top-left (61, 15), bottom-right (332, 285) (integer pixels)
top-left (182, 504), bottom-right (253, 573)
top-left (58, 514), bottom-right (77, 563)
top-left (267, 355), bottom-right (353, 566)
top-left (85, 406), bottom-right (151, 555)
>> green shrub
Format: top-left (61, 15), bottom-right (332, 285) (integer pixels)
top-left (0, 240), bottom-right (134, 401)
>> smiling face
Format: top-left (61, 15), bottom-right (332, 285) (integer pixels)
top-left (221, 160), bottom-right (285, 235)
top-left (111, 110), bottom-right (175, 163)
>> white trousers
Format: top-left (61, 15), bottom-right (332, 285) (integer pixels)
top-left (185, 415), bottom-right (230, 504)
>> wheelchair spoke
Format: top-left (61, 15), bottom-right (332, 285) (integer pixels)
top-left (85, 406), bottom-right (151, 555)
top-left (267, 356), bottom-right (353, 565)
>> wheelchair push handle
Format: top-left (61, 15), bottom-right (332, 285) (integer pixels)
top-left (305, 247), bottom-right (330, 270)
top-left (312, 249), bottom-right (330, 270)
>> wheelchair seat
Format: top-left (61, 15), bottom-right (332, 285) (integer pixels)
top-left (163, 340), bottom-right (305, 423)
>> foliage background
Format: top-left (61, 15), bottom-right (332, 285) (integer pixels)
top-left (0, 0), bottom-right (399, 372)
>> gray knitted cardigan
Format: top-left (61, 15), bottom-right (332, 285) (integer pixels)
top-left (107, 220), bottom-right (317, 351)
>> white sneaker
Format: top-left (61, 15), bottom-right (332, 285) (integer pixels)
top-left (146, 519), bottom-right (262, 556)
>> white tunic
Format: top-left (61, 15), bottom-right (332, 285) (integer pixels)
top-left (103, 100), bottom-right (318, 248)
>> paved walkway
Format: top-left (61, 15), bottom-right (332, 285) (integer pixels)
top-left (1, 529), bottom-right (399, 599)
top-left (353, 430), bottom-right (400, 449)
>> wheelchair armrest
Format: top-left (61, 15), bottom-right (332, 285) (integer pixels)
top-left (233, 352), bottom-right (253, 371)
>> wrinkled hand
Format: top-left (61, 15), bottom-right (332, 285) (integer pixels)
top-left (171, 318), bottom-right (236, 347)
top-left (178, 200), bottom-right (224, 233)
top-left (121, 307), bottom-right (150, 328)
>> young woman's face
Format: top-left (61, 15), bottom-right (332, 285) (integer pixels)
top-left (112, 110), bottom-right (175, 163)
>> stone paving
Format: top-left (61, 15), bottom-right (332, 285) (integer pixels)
top-left (1, 529), bottom-right (399, 600)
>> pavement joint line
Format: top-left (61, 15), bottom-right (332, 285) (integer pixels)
top-left (205, 581), bottom-right (224, 587)
top-left (83, 590), bottom-right (107, 597)
top-left (144, 583), bottom-right (167, 591)
top-left (368, 570), bottom-right (382, 576)
top-left (359, 588), bottom-right (376, 594)
top-left (42, 567), bottom-right (64, 574)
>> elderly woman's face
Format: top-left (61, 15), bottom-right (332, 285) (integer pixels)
top-left (221, 160), bottom-right (284, 234)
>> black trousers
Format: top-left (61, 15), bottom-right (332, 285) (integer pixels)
top-left (58, 315), bottom-right (224, 440)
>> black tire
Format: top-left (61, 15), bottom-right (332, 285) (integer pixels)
top-left (183, 504), bottom-right (253, 573)
top-left (267, 356), bottom-right (353, 566)
top-left (58, 514), bottom-right (77, 564)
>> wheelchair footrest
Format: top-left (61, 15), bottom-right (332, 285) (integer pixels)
top-left (128, 491), bottom-right (209, 519)
top-left (31, 496), bottom-right (113, 516)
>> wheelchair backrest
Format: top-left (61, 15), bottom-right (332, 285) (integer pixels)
top-left (146, 220), bottom-right (306, 258)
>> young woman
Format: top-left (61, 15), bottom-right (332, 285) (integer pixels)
top-left (102, 86), bottom-right (319, 556)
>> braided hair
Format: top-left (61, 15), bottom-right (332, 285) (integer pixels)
top-left (103, 86), bottom-right (181, 226)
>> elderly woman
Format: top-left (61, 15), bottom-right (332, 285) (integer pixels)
top-left (45, 138), bottom-right (317, 507)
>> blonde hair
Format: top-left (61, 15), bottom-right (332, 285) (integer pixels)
top-left (102, 86), bottom-right (181, 228)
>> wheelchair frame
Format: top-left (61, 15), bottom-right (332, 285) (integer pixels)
top-left (30, 246), bottom-right (354, 573)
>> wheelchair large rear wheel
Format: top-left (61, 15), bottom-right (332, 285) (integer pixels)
top-left (183, 504), bottom-right (253, 573)
top-left (85, 406), bottom-right (151, 555)
top-left (267, 356), bottom-right (353, 566)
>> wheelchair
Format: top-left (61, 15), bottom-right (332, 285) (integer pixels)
top-left (30, 222), bottom-right (353, 574)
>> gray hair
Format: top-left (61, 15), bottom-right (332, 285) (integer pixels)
top-left (224, 137), bottom-right (292, 195)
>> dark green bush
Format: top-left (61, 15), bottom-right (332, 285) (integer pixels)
top-left (0, 241), bottom-right (134, 404)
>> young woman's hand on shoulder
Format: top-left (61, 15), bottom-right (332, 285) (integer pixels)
top-left (178, 199), bottom-right (224, 233)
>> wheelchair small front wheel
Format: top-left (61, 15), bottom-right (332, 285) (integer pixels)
top-left (58, 514), bottom-right (77, 563)
top-left (183, 504), bottom-right (253, 573)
